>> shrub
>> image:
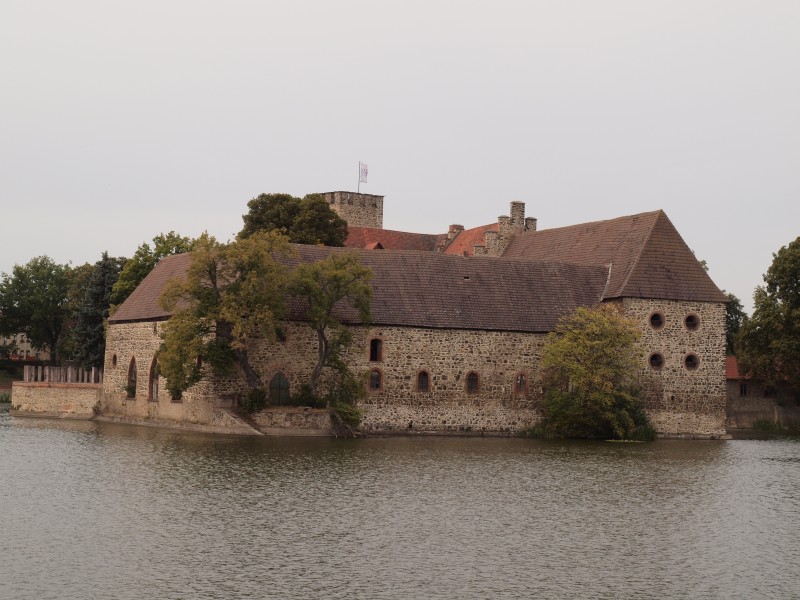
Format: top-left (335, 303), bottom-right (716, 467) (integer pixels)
top-left (240, 387), bottom-right (267, 413)
top-left (0, 391), bottom-right (11, 403)
top-left (291, 383), bottom-right (326, 408)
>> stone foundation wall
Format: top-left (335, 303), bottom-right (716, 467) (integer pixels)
top-left (621, 298), bottom-right (727, 437)
top-left (727, 394), bottom-right (800, 429)
top-left (251, 408), bottom-right (333, 435)
top-left (11, 382), bottom-right (101, 418)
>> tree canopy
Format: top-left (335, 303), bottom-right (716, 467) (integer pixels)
top-left (110, 231), bottom-right (194, 306)
top-left (536, 305), bottom-right (653, 440)
top-left (724, 291), bottom-right (747, 356)
top-left (70, 252), bottom-right (126, 369)
top-left (0, 256), bottom-right (71, 365)
top-left (239, 193), bottom-right (348, 246)
top-left (158, 232), bottom-right (293, 400)
top-left (289, 252), bottom-right (373, 398)
top-left (737, 236), bottom-right (800, 393)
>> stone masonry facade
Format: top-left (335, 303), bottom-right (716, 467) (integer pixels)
top-left (102, 320), bottom-right (547, 434)
top-left (621, 298), bottom-right (727, 436)
top-left (323, 191), bottom-right (384, 228)
top-left (100, 299), bottom-right (726, 437)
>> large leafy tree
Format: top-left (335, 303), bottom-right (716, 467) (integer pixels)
top-left (111, 231), bottom-right (194, 306)
top-left (158, 231), bottom-right (293, 400)
top-left (289, 252), bottom-right (373, 398)
top-left (537, 305), bottom-right (652, 440)
top-left (239, 193), bottom-right (348, 246)
top-left (0, 256), bottom-right (71, 365)
top-left (57, 262), bottom-right (96, 362)
top-left (724, 291), bottom-right (747, 356)
top-left (70, 252), bottom-right (126, 369)
top-left (737, 236), bottom-right (800, 393)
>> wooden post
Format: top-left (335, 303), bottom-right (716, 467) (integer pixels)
top-left (91, 367), bottom-right (97, 384)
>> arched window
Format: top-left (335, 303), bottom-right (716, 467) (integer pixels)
top-left (149, 358), bottom-right (159, 401)
top-left (270, 372), bottom-right (290, 405)
top-left (369, 338), bottom-right (382, 362)
top-left (127, 358), bottom-right (137, 399)
top-left (515, 373), bottom-right (528, 395)
top-left (417, 371), bottom-right (429, 393)
top-left (369, 369), bottom-right (382, 391)
top-left (466, 371), bottom-right (479, 394)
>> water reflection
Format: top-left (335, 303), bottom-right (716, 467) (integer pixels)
top-left (1, 408), bottom-right (799, 599)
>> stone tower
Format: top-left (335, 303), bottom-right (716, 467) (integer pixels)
top-left (321, 191), bottom-right (384, 229)
top-left (479, 201), bottom-right (537, 256)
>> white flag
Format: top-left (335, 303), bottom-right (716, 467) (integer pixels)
top-left (359, 162), bottom-right (368, 183)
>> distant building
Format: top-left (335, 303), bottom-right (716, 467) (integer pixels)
top-left (725, 356), bottom-right (800, 429)
top-left (0, 333), bottom-right (49, 362)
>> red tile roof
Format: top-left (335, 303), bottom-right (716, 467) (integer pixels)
top-left (443, 223), bottom-right (498, 256)
top-left (726, 356), bottom-right (748, 380)
top-left (345, 226), bottom-right (446, 252)
top-left (503, 210), bottom-right (728, 303)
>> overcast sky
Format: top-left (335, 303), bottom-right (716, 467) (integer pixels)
top-left (2, 0), bottom-right (798, 313)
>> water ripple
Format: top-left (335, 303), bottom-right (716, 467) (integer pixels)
top-left (2, 409), bottom-right (800, 599)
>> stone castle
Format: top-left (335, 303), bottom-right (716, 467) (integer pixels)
top-left (12, 192), bottom-right (728, 437)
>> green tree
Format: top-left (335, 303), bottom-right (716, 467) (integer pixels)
top-left (737, 236), bottom-right (800, 393)
top-left (110, 231), bottom-right (194, 306)
top-left (724, 291), bottom-right (747, 356)
top-left (0, 256), bottom-right (71, 365)
top-left (69, 252), bottom-right (126, 369)
top-left (240, 193), bottom-right (348, 246)
top-left (57, 262), bottom-right (95, 362)
top-left (158, 231), bottom-right (293, 401)
top-left (536, 305), bottom-right (652, 440)
top-left (289, 252), bottom-right (373, 398)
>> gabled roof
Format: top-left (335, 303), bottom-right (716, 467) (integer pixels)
top-left (345, 226), bottom-right (446, 252)
top-left (110, 246), bottom-right (610, 333)
top-left (110, 252), bottom-right (193, 322)
top-left (443, 223), bottom-right (498, 256)
top-left (503, 210), bottom-right (727, 303)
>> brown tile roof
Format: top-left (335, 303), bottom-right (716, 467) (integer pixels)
top-left (111, 246), bottom-right (609, 333)
top-left (503, 210), bottom-right (728, 303)
top-left (110, 253), bottom-right (193, 322)
top-left (345, 226), bottom-right (446, 252)
top-left (443, 223), bottom-right (498, 256)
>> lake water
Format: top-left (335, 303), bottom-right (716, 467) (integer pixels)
top-left (1, 404), bottom-right (799, 599)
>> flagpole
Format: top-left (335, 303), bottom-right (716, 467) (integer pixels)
top-left (358, 162), bottom-right (360, 193)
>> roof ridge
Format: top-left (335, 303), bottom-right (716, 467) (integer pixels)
top-left (614, 209), bottom-right (664, 297)
top-left (535, 209), bottom-right (662, 235)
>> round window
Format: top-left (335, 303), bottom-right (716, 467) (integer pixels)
top-left (649, 353), bottom-right (665, 370)
top-left (649, 312), bottom-right (665, 330)
top-left (684, 354), bottom-right (700, 371)
top-left (685, 314), bottom-right (700, 331)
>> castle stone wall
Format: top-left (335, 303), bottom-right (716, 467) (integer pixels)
top-left (101, 298), bottom-right (728, 437)
top-left (323, 191), bottom-right (384, 228)
top-left (620, 298), bottom-right (727, 437)
top-left (102, 321), bottom-right (231, 427)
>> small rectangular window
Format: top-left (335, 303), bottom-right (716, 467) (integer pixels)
top-left (740, 383), bottom-right (748, 397)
